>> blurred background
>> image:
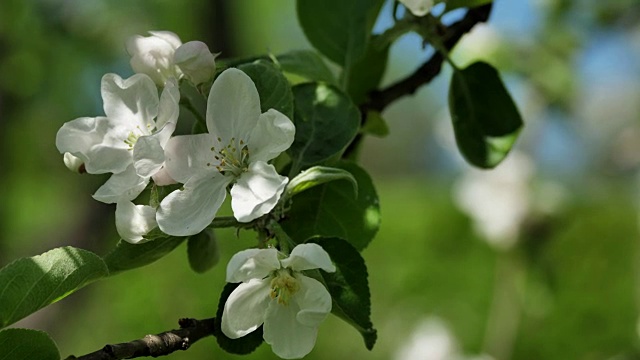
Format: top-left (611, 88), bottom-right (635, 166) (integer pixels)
top-left (1, 0), bottom-right (640, 359)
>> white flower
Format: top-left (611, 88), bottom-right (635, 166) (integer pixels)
top-left (399, 0), bottom-right (433, 16)
top-left (115, 200), bottom-right (158, 244)
top-left (56, 73), bottom-right (180, 243)
top-left (157, 68), bottom-right (295, 236)
top-left (453, 151), bottom-right (534, 249)
top-left (174, 41), bottom-right (217, 86)
top-left (222, 243), bottom-right (336, 359)
top-left (126, 31), bottom-right (183, 86)
top-left (63, 152), bottom-right (85, 173)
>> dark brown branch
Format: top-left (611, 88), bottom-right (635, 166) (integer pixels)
top-left (363, 4), bottom-right (493, 113)
top-left (66, 318), bottom-right (216, 360)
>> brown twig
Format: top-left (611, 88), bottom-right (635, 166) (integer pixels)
top-left (65, 318), bottom-right (216, 360)
top-left (363, 4), bottom-right (493, 114)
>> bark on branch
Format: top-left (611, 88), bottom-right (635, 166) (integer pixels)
top-left (363, 4), bottom-right (493, 113)
top-left (65, 318), bottom-right (216, 360)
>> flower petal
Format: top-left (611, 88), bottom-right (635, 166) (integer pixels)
top-left (92, 165), bottom-right (149, 204)
top-left (226, 248), bottom-right (280, 283)
top-left (101, 73), bottom-right (159, 130)
top-left (155, 77), bottom-right (180, 129)
top-left (221, 278), bottom-right (271, 339)
top-left (263, 299), bottom-right (319, 359)
top-left (163, 134), bottom-right (218, 184)
top-left (174, 41), bottom-right (217, 86)
top-left (248, 109), bottom-right (296, 162)
top-left (126, 31), bottom-right (182, 85)
top-left (151, 166), bottom-right (176, 186)
top-left (115, 201), bottom-right (157, 244)
top-left (294, 275), bottom-right (332, 327)
top-left (133, 122), bottom-right (176, 178)
top-left (206, 68), bottom-right (261, 142)
top-left (230, 161), bottom-right (288, 222)
top-left (156, 174), bottom-right (229, 236)
top-left (56, 116), bottom-right (132, 174)
top-left (399, 0), bottom-right (433, 16)
top-left (280, 243), bottom-right (336, 273)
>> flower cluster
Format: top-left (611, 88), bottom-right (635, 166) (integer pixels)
top-left (56, 31), bottom-right (294, 242)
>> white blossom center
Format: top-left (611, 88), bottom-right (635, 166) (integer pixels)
top-left (269, 269), bottom-right (300, 306)
top-left (209, 136), bottom-right (251, 177)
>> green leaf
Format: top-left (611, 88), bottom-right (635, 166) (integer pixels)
top-left (288, 83), bottom-right (360, 171)
top-left (285, 166), bottom-right (357, 200)
top-left (282, 162), bottom-right (380, 251)
top-left (308, 237), bottom-right (376, 350)
top-left (187, 229), bottom-right (220, 274)
top-left (448, 61), bottom-right (523, 168)
top-left (214, 283), bottom-right (264, 355)
top-left (345, 39), bottom-right (389, 104)
top-left (0, 329), bottom-right (59, 360)
top-left (238, 60), bottom-right (294, 120)
top-left (103, 236), bottom-right (186, 276)
top-left (445, 0), bottom-right (493, 12)
top-left (0, 247), bottom-right (108, 328)
top-left (361, 110), bottom-right (389, 137)
top-left (296, 0), bottom-right (384, 68)
top-left (277, 50), bottom-right (337, 85)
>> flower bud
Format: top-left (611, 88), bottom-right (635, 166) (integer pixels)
top-left (174, 41), bottom-right (217, 86)
top-left (63, 152), bottom-right (85, 173)
top-left (399, 0), bottom-right (433, 16)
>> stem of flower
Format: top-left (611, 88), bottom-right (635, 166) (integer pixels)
top-left (267, 220), bottom-right (295, 254)
top-left (208, 216), bottom-right (248, 229)
top-left (180, 97), bottom-right (207, 129)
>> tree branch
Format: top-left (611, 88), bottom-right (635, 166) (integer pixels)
top-left (363, 4), bottom-right (493, 113)
top-left (66, 318), bottom-right (216, 360)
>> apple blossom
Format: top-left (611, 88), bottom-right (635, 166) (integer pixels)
top-left (222, 243), bottom-right (335, 359)
top-left (156, 68), bottom-right (295, 236)
top-left (174, 41), bottom-right (217, 86)
top-left (56, 73), bottom-right (179, 242)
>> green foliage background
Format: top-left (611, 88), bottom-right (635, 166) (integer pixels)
top-left (1, 1), bottom-right (639, 359)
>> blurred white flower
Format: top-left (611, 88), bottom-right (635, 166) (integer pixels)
top-left (453, 151), bottom-right (534, 249)
top-left (399, 0), bottom-right (433, 17)
top-left (222, 244), bottom-right (336, 359)
top-left (157, 68), bottom-right (295, 236)
top-left (394, 317), bottom-right (458, 360)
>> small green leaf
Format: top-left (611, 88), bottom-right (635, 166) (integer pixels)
top-left (445, 0), bottom-right (493, 12)
top-left (103, 236), bottom-right (186, 276)
top-left (0, 247), bottom-right (108, 328)
top-left (346, 39), bottom-right (389, 104)
top-left (0, 329), bottom-right (59, 360)
top-left (187, 229), bottom-right (220, 274)
top-left (288, 83), bottom-right (360, 171)
top-left (308, 237), bottom-right (376, 350)
top-left (214, 283), bottom-right (264, 355)
top-left (296, 0), bottom-right (384, 70)
top-left (277, 50), bottom-right (337, 85)
top-left (361, 111), bottom-right (389, 137)
top-left (282, 162), bottom-right (380, 251)
top-left (238, 60), bottom-right (294, 120)
top-left (285, 166), bottom-right (357, 200)
top-left (448, 61), bottom-right (523, 168)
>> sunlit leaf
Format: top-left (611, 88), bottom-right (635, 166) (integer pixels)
top-left (282, 162), bottom-right (380, 250)
top-left (296, 0), bottom-right (384, 70)
top-left (0, 247), bottom-right (108, 328)
top-left (0, 329), bottom-right (59, 360)
top-left (288, 83), bottom-right (360, 171)
top-left (277, 50), bottom-right (337, 85)
top-left (103, 236), bottom-right (186, 276)
top-left (448, 61), bottom-right (523, 168)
